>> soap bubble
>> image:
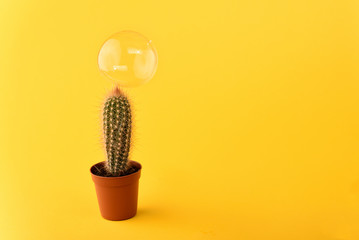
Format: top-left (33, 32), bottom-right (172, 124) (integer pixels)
top-left (98, 31), bottom-right (158, 87)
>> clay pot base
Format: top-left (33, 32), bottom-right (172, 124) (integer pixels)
top-left (91, 161), bottom-right (138, 177)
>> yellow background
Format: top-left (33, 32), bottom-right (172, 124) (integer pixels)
top-left (1, 0), bottom-right (359, 239)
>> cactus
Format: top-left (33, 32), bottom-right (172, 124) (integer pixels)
top-left (103, 87), bottom-right (132, 177)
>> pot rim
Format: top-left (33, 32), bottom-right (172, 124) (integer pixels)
top-left (90, 160), bottom-right (142, 180)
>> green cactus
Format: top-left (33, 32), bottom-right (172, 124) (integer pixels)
top-left (103, 87), bottom-right (132, 177)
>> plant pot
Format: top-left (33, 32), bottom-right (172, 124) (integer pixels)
top-left (90, 160), bottom-right (142, 221)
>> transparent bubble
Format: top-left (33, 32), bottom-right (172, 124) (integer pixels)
top-left (98, 31), bottom-right (158, 87)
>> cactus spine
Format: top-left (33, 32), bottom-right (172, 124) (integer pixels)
top-left (103, 87), bottom-right (132, 176)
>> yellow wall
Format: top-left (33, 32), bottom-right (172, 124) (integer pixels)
top-left (1, 0), bottom-right (359, 239)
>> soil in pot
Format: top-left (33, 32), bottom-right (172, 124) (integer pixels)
top-left (91, 161), bottom-right (139, 177)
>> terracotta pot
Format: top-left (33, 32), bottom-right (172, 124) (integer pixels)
top-left (90, 161), bottom-right (142, 221)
